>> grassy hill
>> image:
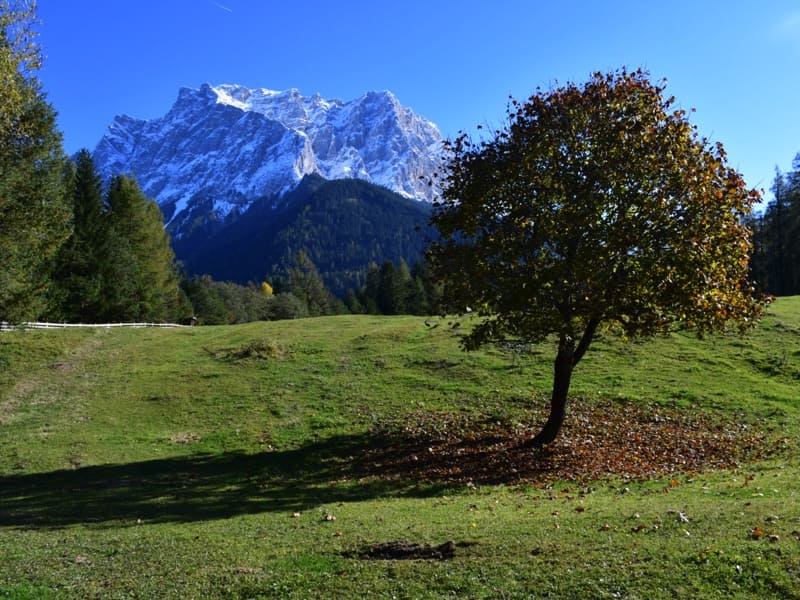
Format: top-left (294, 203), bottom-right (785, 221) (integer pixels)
top-left (1, 298), bottom-right (798, 598)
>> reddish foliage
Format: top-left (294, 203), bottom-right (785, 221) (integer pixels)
top-left (355, 401), bottom-right (775, 485)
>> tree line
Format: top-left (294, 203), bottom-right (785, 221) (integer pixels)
top-left (182, 252), bottom-right (441, 325)
top-left (749, 160), bottom-right (800, 296)
top-left (47, 150), bottom-right (186, 323)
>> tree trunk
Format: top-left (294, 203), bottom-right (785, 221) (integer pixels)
top-left (528, 332), bottom-right (576, 447)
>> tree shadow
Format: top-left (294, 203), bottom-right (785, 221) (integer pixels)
top-left (1, 401), bottom-right (766, 530)
top-left (0, 432), bottom-right (452, 530)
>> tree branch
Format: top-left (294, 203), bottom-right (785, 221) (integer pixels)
top-left (572, 316), bottom-right (600, 366)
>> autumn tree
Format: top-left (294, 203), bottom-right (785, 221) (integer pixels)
top-left (429, 69), bottom-right (766, 447)
top-left (0, 1), bottom-right (70, 321)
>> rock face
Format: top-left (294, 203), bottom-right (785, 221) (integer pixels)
top-left (92, 84), bottom-right (444, 236)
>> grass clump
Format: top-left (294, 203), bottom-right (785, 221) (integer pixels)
top-left (208, 338), bottom-right (287, 363)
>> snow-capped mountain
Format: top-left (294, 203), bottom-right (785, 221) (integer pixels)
top-left (92, 84), bottom-right (444, 236)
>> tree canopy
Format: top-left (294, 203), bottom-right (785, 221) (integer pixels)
top-left (429, 68), bottom-right (766, 446)
top-left (0, 0), bottom-right (70, 321)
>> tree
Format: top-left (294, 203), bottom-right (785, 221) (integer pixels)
top-left (750, 161), bottom-right (800, 296)
top-left (50, 149), bottom-right (110, 321)
top-left (429, 68), bottom-right (766, 447)
top-left (359, 262), bottom-right (381, 313)
top-left (103, 175), bottom-right (181, 322)
top-left (180, 275), bottom-right (227, 325)
top-left (285, 250), bottom-right (338, 317)
top-left (0, 1), bottom-right (71, 321)
top-left (377, 260), bottom-right (403, 314)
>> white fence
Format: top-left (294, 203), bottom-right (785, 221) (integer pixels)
top-left (0, 321), bottom-right (190, 332)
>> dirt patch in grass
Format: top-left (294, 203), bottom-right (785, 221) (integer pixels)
top-left (356, 400), bottom-right (781, 485)
top-left (170, 432), bottom-right (201, 444)
top-left (351, 541), bottom-right (457, 561)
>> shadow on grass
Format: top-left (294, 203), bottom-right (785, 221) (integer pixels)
top-left (2, 402), bottom-right (770, 530)
top-left (0, 433), bottom-right (451, 529)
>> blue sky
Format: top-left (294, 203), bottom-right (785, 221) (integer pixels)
top-left (36, 0), bottom-right (800, 206)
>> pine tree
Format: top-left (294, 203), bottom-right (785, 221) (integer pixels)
top-left (0, 1), bottom-right (71, 321)
top-left (376, 260), bottom-right (401, 314)
top-left (286, 250), bottom-right (337, 317)
top-left (50, 150), bottom-right (110, 321)
top-left (751, 164), bottom-right (800, 296)
top-left (103, 175), bottom-right (181, 321)
top-left (359, 262), bottom-right (381, 314)
top-left (785, 157), bottom-right (800, 294)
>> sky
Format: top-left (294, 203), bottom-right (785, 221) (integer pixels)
top-left (35, 0), bottom-right (800, 207)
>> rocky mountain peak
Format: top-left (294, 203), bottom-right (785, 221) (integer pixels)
top-left (92, 83), bottom-right (443, 237)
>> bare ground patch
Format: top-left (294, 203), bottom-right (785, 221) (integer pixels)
top-left (350, 540), bottom-right (459, 561)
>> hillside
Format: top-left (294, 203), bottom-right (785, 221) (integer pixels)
top-left (1, 298), bottom-right (798, 598)
top-left (173, 175), bottom-right (434, 294)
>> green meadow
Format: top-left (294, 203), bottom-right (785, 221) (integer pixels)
top-left (1, 298), bottom-right (799, 598)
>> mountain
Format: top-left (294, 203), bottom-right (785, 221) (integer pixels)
top-left (92, 83), bottom-right (444, 239)
top-left (174, 174), bottom-right (434, 295)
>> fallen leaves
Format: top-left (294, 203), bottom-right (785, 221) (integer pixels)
top-left (355, 400), bottom-right (773, 485)
top-left (749, 527), bottom-right (783, 543)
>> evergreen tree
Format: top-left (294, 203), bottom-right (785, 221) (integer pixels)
top-left (286, 250), bottom-right (338, 317)
top-left (376, 260), bottom-right (402, 314)
top-left (50, 150), bottom-right (109, 321)
top-left (103, 175), bottom-right (181, 321)
top-left (344, 288), bottom-right (365, 314)
top-left (405, 274), bottom-right (429, 315)
top-left (768, 171), bottom-right (790, 295)
top-left (0, 1), bottom-right (71, 321)
top-left (359, 262), bottom-right (381, 314)
top-left (751, 163), bottom-right (800, 296)
top-left (784, 158), bottom-right (800, 294)
top-left (412, 257), bottom-right (441, 314)
top-left (348, 258), bottom-right (438, 316)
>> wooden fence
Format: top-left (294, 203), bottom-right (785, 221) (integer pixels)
top-left (0, 321), bottom-right (190, 332)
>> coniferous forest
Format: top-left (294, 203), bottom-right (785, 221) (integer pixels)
top-left (749, 161), bottom-right (800, 296)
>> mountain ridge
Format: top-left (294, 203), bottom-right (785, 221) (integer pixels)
top-left (92, 83), bottom-right (444, 239)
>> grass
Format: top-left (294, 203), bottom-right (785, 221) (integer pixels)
top-left (0, 299), bottom-right (799, 598)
